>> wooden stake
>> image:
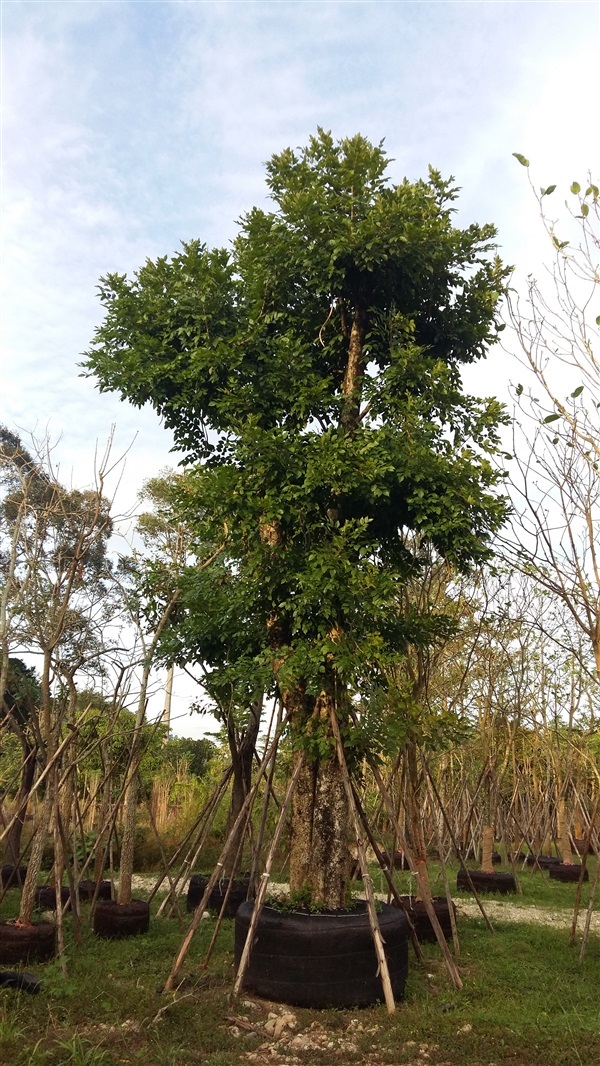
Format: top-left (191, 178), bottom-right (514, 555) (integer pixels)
top-left (366, 753), bottom-right (463, 990)
top-left (329, 708), bottom-right (396, 1013)
top-left (232, 752), bottom-right (304, 1000)
top-left (162, 713), bottom-right (290, 992)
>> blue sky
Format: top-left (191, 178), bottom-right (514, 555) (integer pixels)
top-left (2, 0), bottom-right (598, 731)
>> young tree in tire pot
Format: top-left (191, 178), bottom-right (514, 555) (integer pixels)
top-left (83, 131), bottom-right (509, 911)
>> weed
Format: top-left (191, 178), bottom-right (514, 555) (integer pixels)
top-left (54, 1035), bottom-right (110, 1066)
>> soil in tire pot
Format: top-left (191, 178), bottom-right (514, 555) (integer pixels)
top-left (234, 900), bottom-right (409, 1009)
top-left (93, 900), bottom-right (150, 939)
top-left (393, 895), bottom-right (456, 942)
top-left (457, 869), bottom-right (517, 894)
top-left (549, 863), bottom-right (589, 883)
top-left (187, 874), bottom-right (251, 918)
top-left (0, 865), bottom-right (27, 889)
top-left (0, 921), bottom-right (56, 965)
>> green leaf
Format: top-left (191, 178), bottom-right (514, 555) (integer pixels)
top-left (581, 203), bottom-right (589, 218)
top-left (596, 315), bottom-right (600, 327)
top-left (543, 413), bottom-right (560, 423)
top-left (513, 152), bottom-right (530, 167)
top-left (571, 386), bottom-right (584, 398)
top-left (571, 182), bottom-right (581, 194)
top-left (515, 383), bottom-right (523, 396)
top-left (586, 184), bottom-right (599, 199)
top-left (541, 185), bottom-right (556, 197)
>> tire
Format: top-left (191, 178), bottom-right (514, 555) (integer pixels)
top-left (234, 901), bottom-right (409, 1008)
top-left (34, 885), bottom-right (70, 910)
top-left (380, 850), bottom-right (410, 871)
top-left (93, 900), bottom-right (150, 939)
top-left (393, 895), bottom-right (456, 942)
top-left (548, 863), bottom-right (589, 883)
top-left (525, 854), bottom-right (560, 869)
top-left (573, 838), bottom-right (596, 856)
top-left (0, 921), bottom-right (55, 965)
top-left (461, 850), bottom-right (502, 865)
top-left (0, 865), bottom-right (27, 889)
top-left (0, 971), bottom-right (41, 994)
top-left (187, 874), bottom-right (250, 918)
top-left (456, 869), bottom-right (517, 894)
top-left (77, 879), bottom-right (112, 902)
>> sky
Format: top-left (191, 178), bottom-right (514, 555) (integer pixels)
top-left (2, 0), bottom-right (599, 734)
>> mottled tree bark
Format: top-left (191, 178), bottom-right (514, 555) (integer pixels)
top-left (288, 689), bottom-right (351, 909)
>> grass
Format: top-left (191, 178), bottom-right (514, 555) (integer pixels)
top-left (0, 860), bottom-right (598, 1066)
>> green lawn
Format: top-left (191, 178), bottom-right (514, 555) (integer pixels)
top-left (0, 864), bottom-right (597, 1066)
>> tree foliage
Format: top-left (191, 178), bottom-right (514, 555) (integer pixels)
top-left (84, 130), bottom-right (510, 707)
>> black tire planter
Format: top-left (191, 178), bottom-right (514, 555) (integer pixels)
top-left (77, 879), bottom-right (112, 902)
top-left (187, 874), bottom-right (251, 918)
top-left (461, 850), bottom-right (502, 865)
top-left (525, 854), bottom-right (560, 869)
top-left (380, 849), bottom-right (410, 871)
top-left (93, 900), bottom-right (150, 939)
top-left (393, 895), bottom-right (456, 942)
top-left (573, 838), bottom-right (596, 856)
top-left (0, 865), bottom-right (27, 889)
top-left (234, 900), bottom-right (409, 1009)
top-left (456, 869), bottom-right (517, 894)
top-left (0, 921), bottom-right (56, 965)
top-left (0, 971), bottom-right (41, 994)
top-left (34, 885), bottom-right (70, 910)
top-left (548, 863), bottom-right (589, 883)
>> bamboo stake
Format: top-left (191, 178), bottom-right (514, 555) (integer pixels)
top-left (154, 767), bottom-right (233, 914)
top-left (162, 712), bottom-right (291, 993)
top-left (420, 750), bottom-right (494, 934)
top-left (350, 784), bottom-right (425, 964)
top-left (578, 845), bottom-right (599, 963)
top-left (328, 708), bottom-right (395, 1013)
top-left (366, 753), bottom-right (463, 991)
top-left (570, 794), bottom-right (599, 948)
top-left (247, 699), bottom-right (282, 897)
top-left (231, 752), bottom-right (305, 1001)
top-left (424, 766), bottom-right (460, 957)
top-left (201, 820), bottom-right (249, 971)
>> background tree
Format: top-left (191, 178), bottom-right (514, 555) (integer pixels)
top-left (84, 130), bottom-right (509, 907)
top-left (0, 427), bottom-right (115, 921)
top-left (1, 657), bottom-right (40, 867)
top-left (506, 166), bottom-right (600, 680)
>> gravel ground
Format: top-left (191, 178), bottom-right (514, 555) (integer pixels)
top-left (130, 875), bottom-right (599, 933)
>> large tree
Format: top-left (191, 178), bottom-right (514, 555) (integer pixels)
top-left (84, 130), bottom-right (509, 906)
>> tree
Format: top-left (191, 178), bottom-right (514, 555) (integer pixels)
top-left (505, 166), bottom-right (600, 681)
top-left (1, 658), bottom-right (40, 867)
top-left (0, 426), bottom-right (115, 921)
top-left (84, 130), bottom-right (509, 907)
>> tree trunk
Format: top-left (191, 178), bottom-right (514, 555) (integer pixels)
top-left (288, 689), bottom-right (350, 909)
top-left (405, 742), bottom-right (432, 900)
top-left (225, 698), bottom-right (262, 874)
top-left (4, 742), bottom-right (36, 866)
top-left (117, 765), bottom-right (140, 906)
top-left (558, 797), bottom-right (573, 865)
